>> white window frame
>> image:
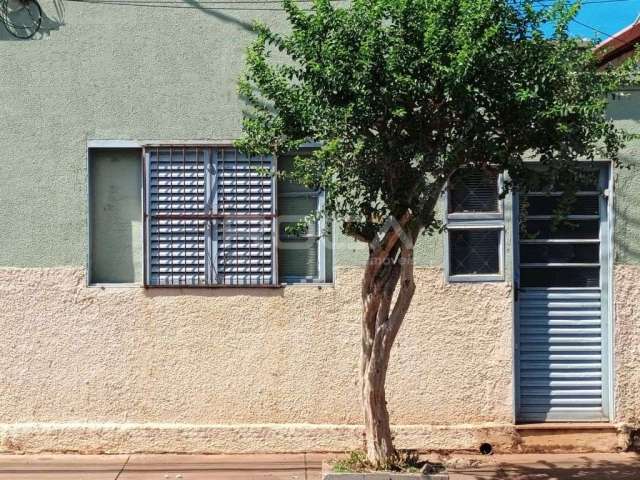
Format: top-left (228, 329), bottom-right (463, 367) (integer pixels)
top-left (444, 171), bottom-right (505, 283)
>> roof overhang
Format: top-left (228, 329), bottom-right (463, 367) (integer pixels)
top-left (595, 22), bottom-right (640, 67)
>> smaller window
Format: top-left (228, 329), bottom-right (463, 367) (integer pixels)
top-left (277, 156), bottom-right (333, 284)
top-left (449, 229), bottom-right (500, 275)
top-left (448, 168), bottom-right (499, 214)
top-left (445, 168), bottom-right (504, 282)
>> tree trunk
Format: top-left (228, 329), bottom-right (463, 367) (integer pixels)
top-left (360, 226), bottom-right (416, 468)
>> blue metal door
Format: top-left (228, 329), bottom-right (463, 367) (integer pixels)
top-left (515, 166), bottom-right (611, 422)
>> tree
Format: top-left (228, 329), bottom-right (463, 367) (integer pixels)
top-left (237, 0), bottom-right (637, 468)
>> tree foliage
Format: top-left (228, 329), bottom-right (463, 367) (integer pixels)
top-left (238, 0), bottom-right (636, 240)
top-left (236, 0), bottom-right (638, 467)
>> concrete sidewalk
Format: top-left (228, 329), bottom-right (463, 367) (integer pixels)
top-left (0, 452), bottom-right (638, 479)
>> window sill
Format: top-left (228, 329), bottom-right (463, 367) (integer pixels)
top-left (87, 283), bottom-right (144, 288)
top-left (447, 212), bottom-right (504, 221)
top-left (88, 282), bottom-right (335, 289)
top-left (143, 284), bottom-right (285, 289)
top-left (282, 282), bottom-right (335, 288)
top-left (447, 274), bottom-right (505, 283)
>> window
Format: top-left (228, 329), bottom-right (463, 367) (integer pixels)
top-left (89, 148), bottom-right (143, 284)
top-left (142, 145), bottom-right (331, 287)
top-left (277, 156), bottom-right (333, 284)
top-left (145, 146), bottom-right (275, 286)
top-left (445, 167), bottom-right (504, 282)
top-left (518, 169), bottom-right (603, 288)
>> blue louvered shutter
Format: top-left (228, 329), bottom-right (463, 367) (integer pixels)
top-left (146, 147), bottom-right (211, 286)
top-left (145, 146), bottom-right (275, 286)
top-left (215, 147), bottom-right (275, 285)
top-left (517, 289), bottom-right (605, 421)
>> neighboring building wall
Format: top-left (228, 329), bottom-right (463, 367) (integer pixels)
top-left (608, 89), bottom-right (640, 424)
top-left (0, 0), bottom-right (637, 454)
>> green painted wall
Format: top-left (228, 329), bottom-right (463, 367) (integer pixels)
top-left (0, 2), bottom-right (637, 270)
top-left (89, 149), bottom-right (143, 283)
top-left (334, 202), bottom-right (445, 267)
top-left (0, 0), bottom-right (278, 267)
top-left (608, 88), bottom-right (640, 264)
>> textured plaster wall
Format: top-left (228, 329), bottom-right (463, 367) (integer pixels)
top-left (0, 266), bottom-right (513, 452)
top-left (0, 0), bottom-right (512, 452)
top-left (333, 202), bottom-right (445, 267)
top-left (0, 0), bottom-right (453, 268)
top-left (613, 265), bottom-right (640, 424)
top-left (608, 92), bottom-right (640, 426)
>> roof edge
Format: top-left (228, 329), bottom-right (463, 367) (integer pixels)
top-left (595, 21), bottom-right (640, 66)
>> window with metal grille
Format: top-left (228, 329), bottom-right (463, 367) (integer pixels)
top-left (144, 146), bottom-right (276, 287)
top-left (448, 168), bottom-right (499, 214)
top-left (445, 167), bottom-right (504, 282)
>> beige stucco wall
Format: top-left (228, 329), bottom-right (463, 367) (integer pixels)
top-left (0, 266), bottom-right (514, 452)
top-left (614, 264), bottom-right (640, 425)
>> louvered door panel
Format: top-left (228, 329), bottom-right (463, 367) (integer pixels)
top-left (518, 289), bottom-right (606, 422)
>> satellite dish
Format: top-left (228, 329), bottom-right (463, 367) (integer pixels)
top-left (1, 0), bottom-right (42, 39)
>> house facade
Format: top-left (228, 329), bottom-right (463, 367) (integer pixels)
top-left (1, 2), bottom-right (639, 454)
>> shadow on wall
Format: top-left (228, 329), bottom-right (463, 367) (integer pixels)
top-left (182, 0), bottom-right (255, 32)
top-left (0, 0), bottom-right (64, 40)
top-left (616, 205), bottom-right (640, 263)
top-left (0, 0), bottom-right (256, 40)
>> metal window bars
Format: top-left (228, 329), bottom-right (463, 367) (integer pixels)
top-left (144, 145), bottom-right (276, 287)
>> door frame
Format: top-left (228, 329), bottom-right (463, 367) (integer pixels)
top-left (512, 162), bottom-right (614, 423)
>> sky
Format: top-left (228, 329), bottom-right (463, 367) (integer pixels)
top-left (564, 0), bottom-right (639, 41)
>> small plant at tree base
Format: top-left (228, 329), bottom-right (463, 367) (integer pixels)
top-left (237, 0), bottom-right (637, 469)
top-left (332, 450), bottom-right (443, 473)
top-left (332, 451), bottom-right (370, 473)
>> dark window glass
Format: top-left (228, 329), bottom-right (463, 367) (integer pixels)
top-left (523, 195), bottom-right (599, 216)
top-left (525, 170), bottom-right (600, 192)
top-left (520, 243), bottom-right (599, 264)
top-left (448, 168), bottom-right (499, 213)
top-left (520, 267), bottom-right (600, 288)
top-left (278, 238), bottom-right (319, 279)
top-left (449, 229), bottom-right (500, 275)
top-left (521, 220), bottom-right (599, 240)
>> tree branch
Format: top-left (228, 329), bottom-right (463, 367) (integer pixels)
top-left (362, 210), bottom-right (412, 295)
top-left (383, 244), bottom-right (416, 357)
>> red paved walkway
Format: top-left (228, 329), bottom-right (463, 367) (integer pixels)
top-left (0, 452), bottom-right (638, 479)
